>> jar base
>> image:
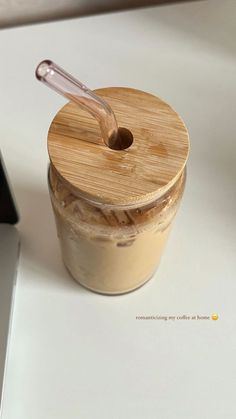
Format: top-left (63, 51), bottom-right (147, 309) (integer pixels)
top-left (64, 263), bottom-right (157, 296)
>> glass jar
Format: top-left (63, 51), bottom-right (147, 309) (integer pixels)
top-left (47, 87), bottom-right (189, 294)
top-left (48, 164), bottom-right (186, 294)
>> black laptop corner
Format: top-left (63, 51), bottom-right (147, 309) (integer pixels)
top-left (0, 153), bottom-right (18, 225)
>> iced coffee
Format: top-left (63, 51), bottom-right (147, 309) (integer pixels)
top-left (49, 165), bottom-right (186, 294)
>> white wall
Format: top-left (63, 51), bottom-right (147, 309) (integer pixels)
top-left (0, 0), bottom-right (163, 27)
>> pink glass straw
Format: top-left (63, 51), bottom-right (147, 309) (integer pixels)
top-left (35, 60), bottom-right (121, 149)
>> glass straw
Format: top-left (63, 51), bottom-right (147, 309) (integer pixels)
top-left (35, 60), bottom-right (121, 149)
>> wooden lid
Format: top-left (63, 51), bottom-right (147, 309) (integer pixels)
top-left (48, 87), bottom-right (189, 206)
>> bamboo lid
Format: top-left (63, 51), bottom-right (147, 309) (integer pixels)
top-left (47, 87), bottom-right (189, 206)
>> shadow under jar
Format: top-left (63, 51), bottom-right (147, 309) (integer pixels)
top-left (47, 87), bottom-right (189, 295)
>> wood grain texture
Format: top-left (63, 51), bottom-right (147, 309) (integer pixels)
top-left (48, 87), bottom-right (189, 206)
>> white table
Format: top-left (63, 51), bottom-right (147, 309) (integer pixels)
top-left (1, 1), bottom-right (236, 417)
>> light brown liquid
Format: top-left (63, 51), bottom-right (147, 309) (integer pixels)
top-left (49, 166), bottom-right (186, 294)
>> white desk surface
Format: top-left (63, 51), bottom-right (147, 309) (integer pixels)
top-left (0, 0), bottom-right (236, 417)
